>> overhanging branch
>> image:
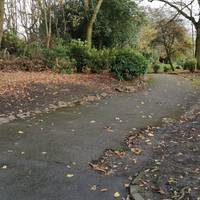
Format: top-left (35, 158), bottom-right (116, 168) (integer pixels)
top-left (148, 0), bottom-right (197, 25)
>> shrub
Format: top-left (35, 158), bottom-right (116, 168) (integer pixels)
top-left (1, 32), bottom-right (26, 55)
top-left (163, 64), bottom-right (171, 72)
top-left (24, 42), bottom-right (43, 59)
top-left (176, 65), bottom-right (182, 70)
top-left (111, 48), bottom-right (147, 81)
top-left (152, 63), bottom-right (171, 73)
top-left (54, 57), bottom-right (75, 74)
top-left (69, 39), bottom-right (90, 72)
top-left (183, 58), bottom-right (196, 72)
top-left (152, 63), bottom-right (160, 73)
top-left (88, 48), bottom-right (114, 73)
top-left (42, 45), bottom-right (75, 73)
top-left (176, 59), bottom-right (185, 69)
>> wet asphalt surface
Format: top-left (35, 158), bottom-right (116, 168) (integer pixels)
top-left (0, 74), bottom-right (199, 200)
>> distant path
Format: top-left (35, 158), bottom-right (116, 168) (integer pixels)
top-left (0, 74), bottom-right (199, 200)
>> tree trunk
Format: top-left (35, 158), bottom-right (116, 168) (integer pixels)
top-left (165, 47), bottom-right (175, 71)
top-left (86, 21), bottom-right (93, 47)
top-left (85, 0), bottom-right (103, 48)
top-left (0, 0), bottom-right (4, 48)
top-left (195, 25), bottom-right (200, 70)
top-left (168, 56), bottom-right (175, 71)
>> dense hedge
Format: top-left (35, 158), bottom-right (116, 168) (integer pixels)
top-left (1, 35), bottom-right (148, 80)
top-left (183, 59), bottom-right (196, 72)
top-left (111, 48), bottom-right (148, 80)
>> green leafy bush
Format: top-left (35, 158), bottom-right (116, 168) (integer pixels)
top-left (88, 48), bottom-right (115, 73)
top-left (111, 48), bottom-right (147, 80)
top-left (69, 39), bottom-right (90, 72)
top-left (24, 42), bottom-right (43, 59)
top-left (176, 59), bottom-right (185, 69)
top-left (42, 45), bottom-right (75, 73)
top-left (163, 64), bottom-right (171, 72)
top-left (152, 63), bottom-right (160, 73)
top-left (54, 57), bottom-right (75, 74)
top-left (183, 58), bottom-right (196, 72)
top-left (1, 32), bottom-right (26, 55)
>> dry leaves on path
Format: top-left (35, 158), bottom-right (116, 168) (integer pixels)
top-left (89, 162), bottom-right (110, 175)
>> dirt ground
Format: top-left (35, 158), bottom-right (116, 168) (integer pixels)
top-left (0, 71), bottom-right (145, 117)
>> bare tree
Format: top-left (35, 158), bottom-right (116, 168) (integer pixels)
top-left (149, 0), bottom-right (200, 69)
top-left (36, 0), bottom-right (55, 48)
top-left (17, 0), bottom-right (40, 42)
top-left (0, 0), bottom-right (4, 47)
top-left (4, 0), bottom-right (18, 33)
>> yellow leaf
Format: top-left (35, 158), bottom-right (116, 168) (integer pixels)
top-left (114, 192), bottom-right (120, 198)
top-left (131, 148), bottom-right (142, 155)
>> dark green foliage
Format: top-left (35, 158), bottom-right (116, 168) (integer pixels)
top-left (151, 63), bottom-right (171, 73)
top-left (93, 0), bottom-right (144, 48)
top-left (88, 49), bottom-right (115, 73)
top-left (183, 59), bottom-right (196, 72)
top-left (49, 0), bottom-right (84, 41)
top-left (176, 59), bottom-right (185, 69)
top-left (54, 58), bottom-right (75, 74)
top-left (68, 40), bottom-right (91, 72)
top-left (23, 42), bottom-right (43, 59)
top-left (1, 32), bottom-right (26, 55)
top-left (111, 48), bottom-right (148, 80)
top-left (152, 63), bottom-right (160, 73)
top-left (163, 64), bottom-right (171, 72)
top-left (42, 43), bottom-right (75, 74)
top-left (48, 0), bottom-right (144, 48)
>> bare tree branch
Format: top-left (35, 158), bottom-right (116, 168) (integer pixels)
top-left (149, 0), bottom-right (197, 25)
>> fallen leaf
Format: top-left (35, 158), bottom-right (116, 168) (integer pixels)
top-left (89, 162), bottom-right (107, 174)
top-left (100, 188), bottom-right (108, 192)
top-left (124, 183), bottom-right (129, 188)
top-left (148, 133), bottom-right (154, 137)
top-left (105, 126), bottom-right (114, 133)
top-left (90, 185), bottom-right (97, 191)
top-left (1, 165), bottom-right (7, 169)
top-left (114, 192), bottom-right (120, 198)
top-left (151, 186), bottom-right (165, 194)
top-left (18, 130), bottom-right (24, 134)
top-left (114, 150), bottom-right (125, 157)
top-left (66, 174), bottom-right (74, 178)
top-left (131, 148), bottom-right (142, 155)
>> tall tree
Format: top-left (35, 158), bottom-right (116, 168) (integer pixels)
top-left (152, 18), bottom-right (191, 71)
top-left (17, 0), bottom-right (40, 42)
top-left (36, 0), bottom-right (55, 48)
top-left (83, 0), bottom-right (104, 47)
top-left (149, 0), bottom-right (200, 69)
top-left (0, 0), bottom-right (4, 47)
top-left (93, 0), bottom-right (144, 48)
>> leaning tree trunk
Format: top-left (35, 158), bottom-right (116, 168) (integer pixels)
top-left (85, 0), bottom-right (103, 48)
top-left (165, 48), bottom-right (175, 71)
top-left (168, 56), bottom-right (175, 71)
top-left (195, 25), bottom-right (200, 70)
top-left (0, 0), bottom-right (4, 48)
